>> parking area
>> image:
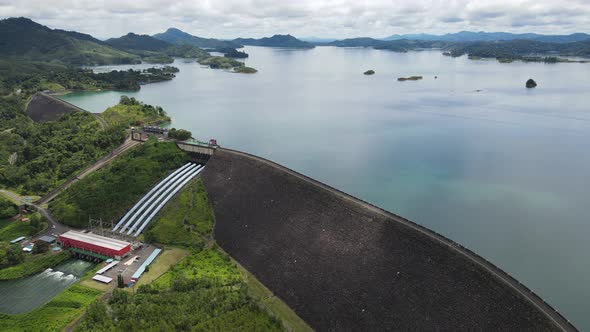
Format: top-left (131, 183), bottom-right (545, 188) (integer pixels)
top-left (101, 244), bottom-right (158, 283)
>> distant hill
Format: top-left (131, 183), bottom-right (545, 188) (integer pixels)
top-left (233, 34), bottom-right (314, 48)
top-left (383, 31), bottom-right (590, 43)
top-left (325, 38), bottom-right (450, 52)
top-left (326, 38), bottom-right (385, 47)
top-left (106, 33), bottom-right (171, 52)
top-left (0, 17), bottom-right (139, 65)
top-left (448, 39), bottom-right (590, 59)
top-left (153, 28), bottom-right (242, 49)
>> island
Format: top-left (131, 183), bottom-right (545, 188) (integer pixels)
top-left (526, 79), bottom-right (538, 88)
top-left (364, 70), bottom-right (375, 75)
top-left (398, 76), bottom-right (423, 81)
top-left (234, 66), bottom-right (258, 74)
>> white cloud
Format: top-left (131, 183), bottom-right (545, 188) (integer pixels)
top-left (1, 0), bottom-right (588, 39)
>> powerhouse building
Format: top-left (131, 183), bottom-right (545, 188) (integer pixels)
top-left (58, 230), bottom-right (131, 258)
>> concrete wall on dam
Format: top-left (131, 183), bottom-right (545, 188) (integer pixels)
top-left (201, 149), bottom-right (567, 331)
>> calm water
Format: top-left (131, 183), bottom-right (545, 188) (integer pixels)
top-left (0, 259), bottom-right (94, 314)
top-left (61, 46), bottom-right (590, 329)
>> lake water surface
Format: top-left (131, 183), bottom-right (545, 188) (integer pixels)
top-left (0, 259), bottom-right (94, 314)
top-left (61, 46), bottom-right (590, 329)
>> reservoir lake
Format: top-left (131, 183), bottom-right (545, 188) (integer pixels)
top-left (61, 46), bottom-right (590, 329)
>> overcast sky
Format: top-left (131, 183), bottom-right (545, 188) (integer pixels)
top-left (1, 0), bottom-right (589, 39)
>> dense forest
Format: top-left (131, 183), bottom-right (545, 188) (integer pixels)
top-left (0, 110), bottom-right (125, 194)
top-left (0, 196), bottom-right (17, 219)
top-left (0, 17), bottom-right (139, 66)
top-left (448, 39), bottom-right (590, 59)
top-left (49, 140), bottom-right (186, 227)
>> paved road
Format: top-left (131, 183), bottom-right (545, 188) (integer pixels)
top-left (36, 137), bottom-right (141, 205)
top-left (222, 148), bottom-right (577, 332)
top-left (0, 189), bottom-right (70, 238)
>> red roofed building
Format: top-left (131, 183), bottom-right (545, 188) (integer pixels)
top-left (58, 231), bottom-right (131, 258)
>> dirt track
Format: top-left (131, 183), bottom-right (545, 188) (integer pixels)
top-left (201, 148), bottom-right (575, 332)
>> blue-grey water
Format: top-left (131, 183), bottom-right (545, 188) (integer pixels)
top-left (0, 259), bottom-right (94, 314)
top-left (60, 46), bottom-right (590, 329)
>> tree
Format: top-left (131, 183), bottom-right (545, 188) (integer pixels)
top-left (6, 244), bottom-right (24, 265)
top-left (117, 273), bottom-right (124, 288)
top-left (33, 240), bottom-right (50, 254)
top-left (168, 128), bottom-right (192, 141)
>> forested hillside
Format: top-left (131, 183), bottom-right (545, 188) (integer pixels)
top-left (49, 140), bottom-right (186, 227)
top-left (0, 17), bottom-right (139, 65)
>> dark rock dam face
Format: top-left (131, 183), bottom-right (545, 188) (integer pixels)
top-left (201, 149), bottom-right (561, 331)
top-left (26, 93), bottom-right (79, 122)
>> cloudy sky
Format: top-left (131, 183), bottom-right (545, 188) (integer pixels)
top-left (1, 0), bottom-right (589, 39)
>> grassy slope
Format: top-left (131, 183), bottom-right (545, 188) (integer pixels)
top-left (75, 249), bottom-right (283, 332)
top-left (0, 218), bottom-right (35, 242)
top-left (144, 179), bottom-right (214, 247)
top-left (0, 251), bottom-right (71, 280)
top-left (102, 103), bottom-right (170, 127)
top-left (49, 140), bottom-right (186, 228)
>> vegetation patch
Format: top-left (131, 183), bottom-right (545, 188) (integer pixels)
top-left (133, 248), bottom-right (189, 288)
top-left (0, 212), bottom-right (45, 241)
top-left (234, 66), bottom-right (258, 74)
top-left (50, 140), bottom-right (186, 228)
top-left (0, 284), bottom-right (102, 331)
top-left (0, 251), bottom-right (71, 280)
top-left (198, 55), bottom-right (254, 72)
top-left (0, 196), bottom-right (17, 219)
top-left (0, 109), bottom-right (125, 195)
top-left (75, 248), bottom-right (283, 332)
top-left (145, 179), bottom-right (214, 248)
top-left (102, 96), bottom-right (170, 127)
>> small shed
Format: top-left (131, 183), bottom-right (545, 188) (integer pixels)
top-left (92, 275), bottom-right (113, 284)
top-left (38, 235), bottom-right (56, 244)
top-left (10, 236), bottom-right (26, 244)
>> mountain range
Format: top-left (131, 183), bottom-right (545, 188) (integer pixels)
top-left (153, 28), bottom-right (242, 49)
top-left (383, 31), bottom-right (590, 43)
top-left (1, 17), bottom-right (589, 67)
top-left (0, 17), bottom-right (139, 65)
top-left (233, 34), bottom-right (314, 48)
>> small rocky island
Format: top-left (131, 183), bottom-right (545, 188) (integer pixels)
top-left (364, 70), bottom-right (375, 75)
top-left (526, 79), bottom-right (537, 88)
top-left (398, 76), bottom-right (423, 81)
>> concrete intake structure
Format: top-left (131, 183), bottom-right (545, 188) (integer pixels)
top-left (201, 148), bottom-right (576, 332)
